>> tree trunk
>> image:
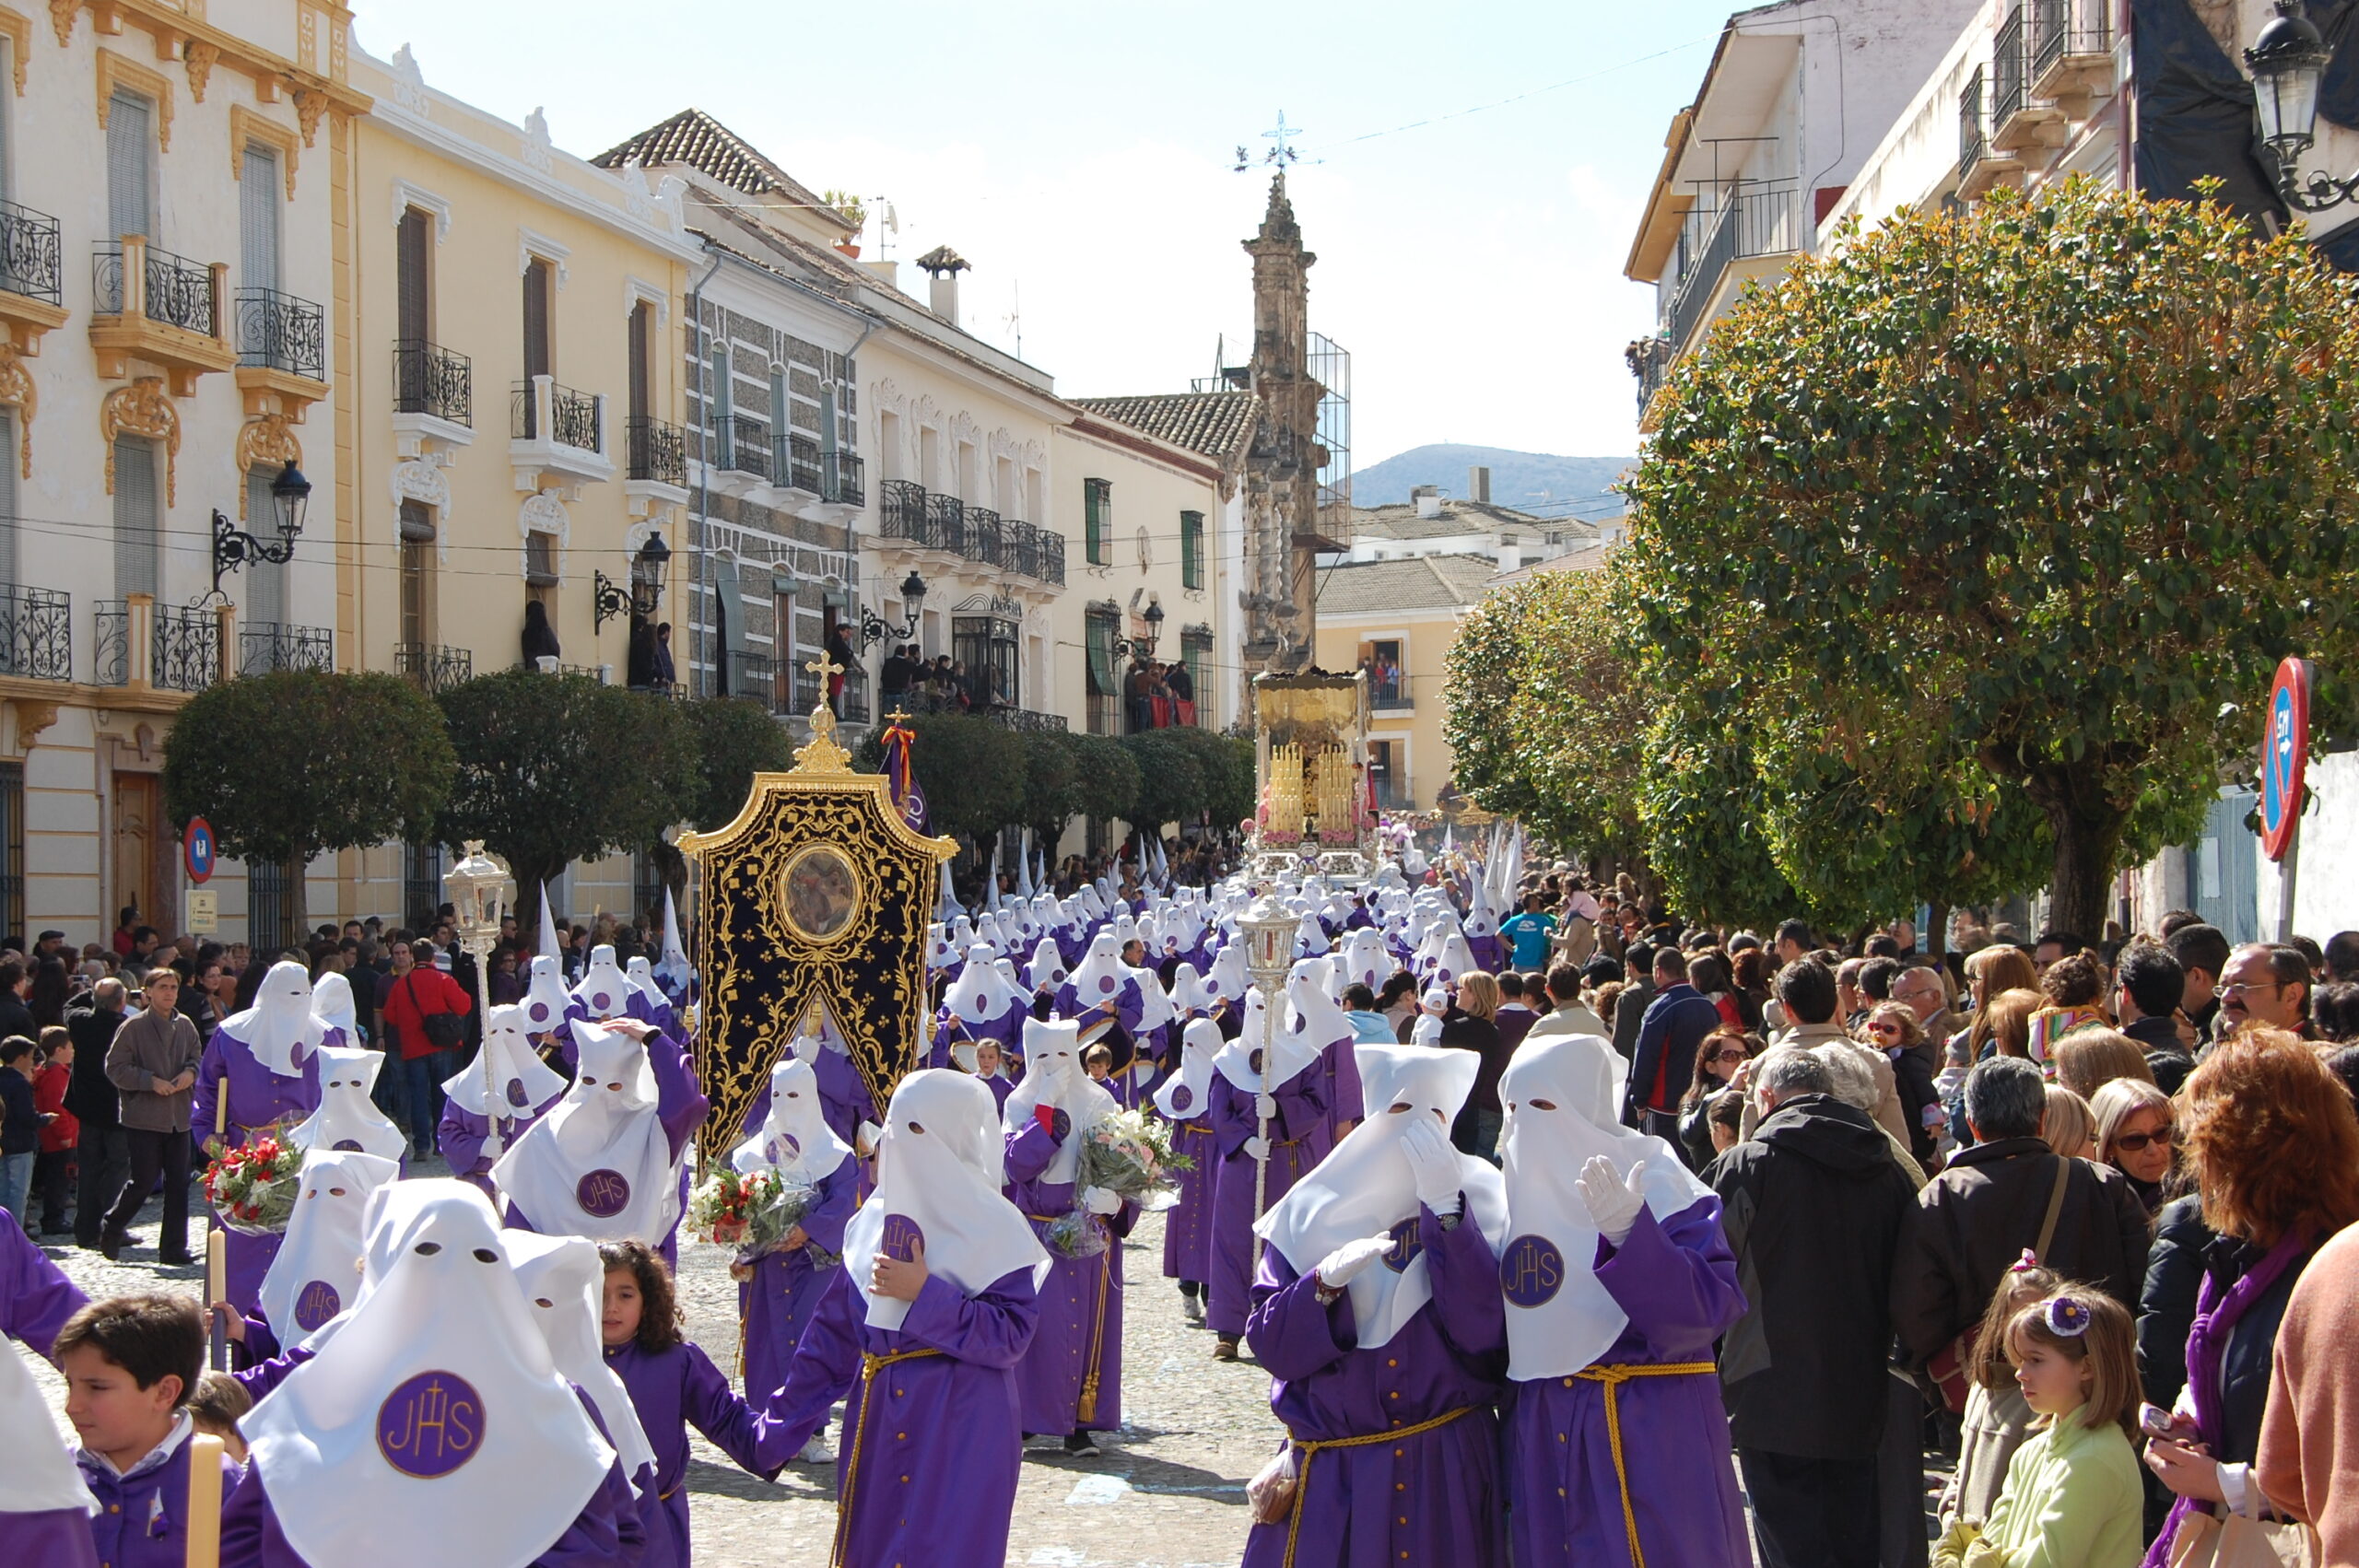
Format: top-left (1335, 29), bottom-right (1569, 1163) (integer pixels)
top-left (282, 852), bottom-right (307, 950)
top-left (2024, 769), bottom-right (2125, 946)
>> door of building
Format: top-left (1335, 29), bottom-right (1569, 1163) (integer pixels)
top-left (113, 773), bottom-right (160, 934)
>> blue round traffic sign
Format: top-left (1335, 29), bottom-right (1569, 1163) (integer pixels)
top-left (184, 817), bottom-right (216, 884)
top-left (2260, 659), bottom-right (2311, 864)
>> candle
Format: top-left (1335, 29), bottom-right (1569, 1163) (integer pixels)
top-left (184, 1432), bottom-right (224, 1568)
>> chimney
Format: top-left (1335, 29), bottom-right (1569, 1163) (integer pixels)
top-left (1412, 485), bottom-right (1441, 521)
top-left (915, 244), bottom-right (970, 328)
top-left (1468, 465), bottom-right (1491, 505)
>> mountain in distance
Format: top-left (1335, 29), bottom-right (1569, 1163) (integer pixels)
top-left (1349, 443), bottom-right (1633, 513)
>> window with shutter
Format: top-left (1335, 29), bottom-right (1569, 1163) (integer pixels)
top-left (244, 470), bottom-right (285, 626)
top-left (105, 93), bottom-right (152, 243)
top-left (524, 531), bottom-right (557, 587)
top-left (240, 146), bottom-right (280, 293)
top-left (112, 437), bottom-right (158, 599)
top-left (398, 509), bottom-right (431, 649)
top-left (1084, 608), bottom-right (1120, 735)
top-left (396, 208), bottom-right (430, 344)
top-left (628, 302), bottom-right (651, 423)
top-left (522, 259), bottom-right (551, 380)
top-left (1180, 511), bottom-right (1204, 590)
top-left (1085, 479), bottom-right (1110, 566)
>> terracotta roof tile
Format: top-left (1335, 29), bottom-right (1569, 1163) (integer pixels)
top-left (1069, 392), bottom-right (1263, 468)
top-left (593, 110), bottom-right (850, 228)
top-left (1315, 553), bottom-right (1498, 614)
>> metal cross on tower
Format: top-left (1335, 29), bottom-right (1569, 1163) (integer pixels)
top-left (1235, 111), bottom-right (1306, 172)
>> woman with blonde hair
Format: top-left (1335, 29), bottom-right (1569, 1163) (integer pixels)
top-left (1439, 971), bottom-right (1505, 1161)
top-left (2051, 1029), bottom-right (2154, 1103)
top-left (2041, 1085), bottom-right (2096, 1159)
top-left (1863, 1001), bottom-right (1942, 1167)
top-left (2089, 1078), bottom-right (2174, 1215)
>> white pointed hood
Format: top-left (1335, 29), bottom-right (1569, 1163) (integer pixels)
top-left (0, 1316), bottom-right (95, 1516)
top-left (218, 958), bottom-right (329, 1076)
top-left (242, 1181), bottom-right (613, 1568)
top-left (656, 890), bottom-right (692, 995)
top-left (1025, 938), bottom-right (1068, 994)
top-left (441, 1003), bottom-right (567, 1119)
top-left (258, 1147), bottom-right (403, 1346)
top-left (311, 971), bottom-right (358, 1042)
top-left (1154, 1017), bottom-right (1222, 1123)
top-left (624, 956), bottom-right (665, 1011)
top-left (944, 944), bottom-right (1013, 1027)
top-left (570, 945), bottom-right (631, 1018)
top-left (290, 1045), bottom-right (407, 1161)
top-left (1212, 986), bottom-right (1320, 1093)
top-left (1430, 930), bottom-right (1478, 987)
top-left (491, 1020), bottom-right (677, 1243)
top-left (1339, 929), bottom-right (1391, 992)
top-left (1284, 956), bottom-right (1354, 1048)
top-left (843, 1070), bottom-right (1050, 1330)
top-left (926, 924), bottom-right (955, 972)
top-left (505, 1231), bottom-right (659, 1497)
top-left (1204, 942), bottom-right (1249, 1004)
top-left (1003, 1017), bottom-right (1117, 1183)
top-left (521, 955), bottom-right (574, 1036)
top-left (1165, 962), bottom-right (1207, 1018)
top-left (1067, 932), bottom-right (1131, 1006)
top-left (731, 1057), bottom-right (851, 1182)
top-left (1256, 1044), bottom-right (1507, 1348)
top-left (1496, 1031), bottom-right (1712, 1380)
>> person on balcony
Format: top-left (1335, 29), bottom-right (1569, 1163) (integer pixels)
top-left (1168, 659), bottom-right (1196, 726)
top-left (521, 599), bottom-right (561, 670)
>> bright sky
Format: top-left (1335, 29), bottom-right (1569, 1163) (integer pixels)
top-left (351, 1), bottom-right (1740, 472)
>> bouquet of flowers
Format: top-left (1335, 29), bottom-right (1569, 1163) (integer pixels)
top-left (687, 1167), bottom-right (823, 1260)
top-left (201, 1137), bottom-right (306, 1235)
top-left (1074, 1106), bottom-right (1194, 1212)
top-left (1044, 1207), bottom-right (1110, 1259)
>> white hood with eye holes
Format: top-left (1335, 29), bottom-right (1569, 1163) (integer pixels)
top-left (490, 1020), bottom-right (677, 1243)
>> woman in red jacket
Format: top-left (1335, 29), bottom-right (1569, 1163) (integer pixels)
top-left (373, 940), bottom-right (473, 1160)
top-left (30, 1026), bottom-right (76, 1235)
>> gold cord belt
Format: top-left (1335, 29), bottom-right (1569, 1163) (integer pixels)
top-left (1575, 1362), bottom-right (1718, 1568)
top-left (1280, 1404), bottom-right (1476, 1568)
top-left (829, 1347), bottom-right (944, 1568)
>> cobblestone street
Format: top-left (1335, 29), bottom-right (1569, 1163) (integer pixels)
top-left (18, 1171), bottom-right (1273, 1567)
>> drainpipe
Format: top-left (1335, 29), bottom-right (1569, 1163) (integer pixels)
top-left (686, 246), bottom-right (722, 696)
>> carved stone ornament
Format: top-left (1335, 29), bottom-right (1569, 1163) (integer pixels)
top-left (183, 41), bottom-right (217, 103)
top-left (0, 345), bottom-right (33, 479)
top-left (101, 378), bottom-right (178, 505)
top-left (390, 43), bottom-right (428, 114)
top-left (521, 106), bottom-right (553, 174)
top-left (294, 89), bottom-right (326, 148)
top-left (235, 415), bottom-right (301, 519)
top-left (10, 698), bottom-right (58, 748)
top-left (47, 0), bottom-right (72, 48)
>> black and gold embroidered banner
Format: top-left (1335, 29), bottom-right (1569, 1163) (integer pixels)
top-left (679, 708), bottom-right (956, 1163)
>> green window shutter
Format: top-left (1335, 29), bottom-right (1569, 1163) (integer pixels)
top-left (1085, 479), bottom-right (1109, 565)
top-left (1180, 511), bottom-right (1203, 590)
top-left (1086, 613), bottom-right (1117, 695)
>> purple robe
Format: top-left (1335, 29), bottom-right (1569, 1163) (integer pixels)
top-left (1003, 1120), bottom-right (1135, 1433)
top-left (2, 1208), bottom-right (86, 1354)
top-left (604, 1337), bottom-right (803, 1568)
top-left (193, 1030), bottom-right (326, 1314)
top-left (1206, 1067), bottom-right (1331, 1337)
top-left (505, 1026), bottom-right (707, 1267)
top-left (75, 1427), bottom-right (246, 1568)
top-left (1160, 1116), bottom-right (1218, 1283)
top-left (1242, 1205), bottom-right (1508, 1568)
top-left (930, 1008), bottom-right (1025, 1070)
top-left (768, 1265), bottom-right (1039, 1568)
top-left (0, 1511), bottom-right (96, 1568)
top-left (1055, 973), bottom-right (1144, 1038)
top-left (437, 1086), bottom-right (565, 1199)
top-left (735, 1158), bottom-right (857, 1403)
top-left (1468, 932), bottom-right (1505, 975)
top-left (1304, 1024), bottom-right (1365, 1144)
top-left (1508, 1197), bottom-right (1750, 1568)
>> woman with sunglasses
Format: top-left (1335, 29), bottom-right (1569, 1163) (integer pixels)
top-left (2090, 1078), bottom-right (2175, 1215)
top-left (1675, 1027), bottom-right (1757, 1172)
top-left (1863, 1001), bottom-right (1943, 1169)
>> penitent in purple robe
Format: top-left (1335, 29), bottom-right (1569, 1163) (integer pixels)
top-left (193, 1029), bottom-right (327, 1313)
top-left (2, 1208), bottom-right (86, 1354)
top-left (1161, 1116), bottom-right (1218, 1285)
top-left (504, 1026), bottom-right (708, 1268)
top-left (736, 1157), bottom-right (858, 1403)
top-left (1003, 1120), bottom-right (1135, 1434)
top-left (930, 1007), bottom-right (1026, 1070)
top-left (604, 1336), bottom-right (804, 1568)
top-left (1205, 1068), bottom-right (1330, 1337)
top-left (1506, 1197), bottom-right (1750, 1568)
top-left (438, 1083), bottom-right (566, 1199)
top-left (1241, 1204), bottom-right (1508, 1568)
top-left (768, 1266), bottom-right (1040, 1568)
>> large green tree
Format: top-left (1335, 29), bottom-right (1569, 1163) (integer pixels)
top-left (854, 712), bottom-right (1027, 842)
top-left (680, 696), bottom-right (792, 831)
top-left (162, 670), bottom-right (455, 936)
top-left (1622, 181), bottom-right (2359, 936)
top-left (1121, 731), bottom-right (1206, 834)
top-left (437, 671), bottom-right (700, 916)
top-left (1160, 724), bottom-right (1256, 831)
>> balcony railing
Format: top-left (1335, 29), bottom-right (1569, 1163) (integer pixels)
top-left (824, 450), bottom-right (865, 507)
top-left (722, 414), bottom-right (771, 480)
top-left (880, 479), bottom-right (928, 543)
top-left (980, 705), bottom-right (1068, 733)
top-left (0, 585), bottom-right (70, 681)
top-left (239, 622), bottom-right (332, 675)
top-left (0, 203), bottom-right (63, 308)
top-left (94, 241), bottom-right (217, 334)
top-left (2032, 0), bottom-right (2110, 78)
top-left (153, 603), bottom-right (220, 690)
top-left (394, 641), bottom-right (474, 693)
top-left (965, 508), bottom-right (1004, 570)
top-left (93, 602), bottom-right (127, 686)
top-left (841, 669), bottom-right (871, 725)
top-left (877, 483), bottom-right (1065, 585)
top-left (1036, 527), bottom-right (1066, 588)
top-left (1960, 64), bottom-right (1988, 181)
top-left (1992, 6), bottom-right (2027, 131)
top-left (515, 659), bottom-right (604, 679)
top-left (926, 491), bottom-right (965, 555)
top-left (393, 339), bottom-right (472, 426)
top-left (234, 287), bottom-right (325, 380)
top-left (1663, 183), bottom-right (1801, 352)
top-left (1628, 335), bottom-right (1672, 419)
top-left (511, 380), bottom-right (602, 451)
top-left (722, 648), bottom-right (778, 708)
top-left (627, 415), bottom-right (687, 487)
top-left (777, 433), bottom-right (823, 494)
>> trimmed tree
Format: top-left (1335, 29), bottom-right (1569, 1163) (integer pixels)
top-left (161, 671), bottom-right (455, 936)
top-left (1121, 731), bottom-right (1206, 837)
top-left (1160, 724), bottom-right (1256, 830)
top-left (437, 671), bottom-right (700, 920)
top-left (680, 696), bottom-right (792, 831)
top-left (1063, 733), bottom-right (1141, 847)
top-left (854, 712), bottom-right (1027, 843)
top-left (1622, 181), bottom-right (2359, 937)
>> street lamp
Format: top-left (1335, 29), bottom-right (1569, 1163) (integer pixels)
top-left (209, 459), bottom-right (311, 596)
top-left (444, 840), bottom-right (517, 1157)
top-left (593, 532), bottom-right (673, 631)
top-left (1111, 601), bottom-right (1166, 660)
top-left (857, 569), bottom-right (928, 649)
top-left (2247, 1), bottom-right (2351, 210)
top-left (1235, 886), bottom-right (1297, 1266)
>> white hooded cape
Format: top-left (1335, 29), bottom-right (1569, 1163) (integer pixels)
top-left (1003, 1017), bottom-right (1117, 1184)
top-left (289, 1046), bottom-right (407, 1161)
top-left (257, 1147), bottom-right (403, 1345)
top-left (217, 958), bottom-right (329, 1076)
top-left (491, 1020), bottom-right (678, 1243)
top-left (729, 1057), bottom-right (851, 1182)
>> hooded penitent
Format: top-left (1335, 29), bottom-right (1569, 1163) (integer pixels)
top-left (1153, 1017), bottom-right (1221, 1124)
top-left (290, 1046), bottom-right (408, 1161)
top-left (729, 1057), bottom-right (851, 1182)
top-left (491, 1019), bottom-right (678, 1242)
top-left (440, 1004), bottom-right (568, 1121)
top-left (257, 1147), bottom-right (403, 1344)
top-left (219, 958), bottom-right (330, 1076)
top-left (521, 955), bottom-right (574, 1036)
top-left (504, 1231), bottom-right (660, 1495)
top-left (1003, 1017), bottom-right (1116, 1184)
top-left (569, 945), bottom-right (632, 1019)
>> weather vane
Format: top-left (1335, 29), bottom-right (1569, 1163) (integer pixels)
top-left (1234, 111), bottom-right (1308, 172)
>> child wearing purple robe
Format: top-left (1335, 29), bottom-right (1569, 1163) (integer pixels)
top-left (598, 1238), bottom-right (807, 1568)
top-left (726, 1059), bottom-right (857, 1424)
top-left (764, 1070), bottom-right (1050, 1568)
top-left (1157, 1019), bottom-right (1222, 1325)
top-left (57, 1293), bottom-right (244, 1568)
top-left (1206, 986), bottom-right (1331, 1358)
top-left (1243, 1043), bottom-right (1511, 1568)
top-left (1495, 1030), bottom-right (1750, 1568)
top-left (1, 1209), bottom-right (94, 1567)
top-left (194, 960), bottom-right (328, 1313)
top-left (1003, 1018), bottom-right (1136, 1453)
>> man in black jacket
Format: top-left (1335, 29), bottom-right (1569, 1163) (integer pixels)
top-left (2116, 940), bottom-right (2195, 1094)
top-left (64, 977), bottom-right (128, 1248)
top-left (1708, 1047), bottom-right (1918, 1568)
top-left (1610, 941), bottom-right (1656, 1063)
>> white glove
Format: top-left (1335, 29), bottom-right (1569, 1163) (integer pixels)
top-left (1255, 1092), bottom-right (1279, 1121)
top-left (1313, 1233), bottom-right (1397, 1291)
top-left (1243, 1135), bottom-right (1271, 1162)
top-left (1081, 1185), bottom-right (1121, 1215)
top-left (1575, 1154), bottom-right (1648, 1246)
top-left (1400, 1118), bottom-right (1462, 1219)
top-left (856, 1121), bottom-right (883, 1157)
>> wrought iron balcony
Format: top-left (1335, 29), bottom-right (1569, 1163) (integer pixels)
top-left (2030, 0), bottom-right (2112, 102)
top-left (880, 479), bottom-right (928, 543)
top-left (94, 241), bottom-right (217, 335)
top-left (627, 415), bottom-right (687, 487)
top-left (824, 450), bottom-right (865, 507)
top-left (840, 668), bottom-right (871, 725)
top-left (0, 584), bottom-right (70, 681)
top-left (393, 339), bottom-right (473, 427)
top-left (1662, 184), bottom-right (1802, 352)
top-left (394, 641), bottom-right (473, 693)
top-left (722, 414), bottom-right (771, 480)
top-left (234, 287), bottom-right (325, 381)
top-left (238, 622), bottom-right (332, 676)
top-left (1992, 6), bottom-right (2027, 132)
top-left (722, 648), bottom-right (779, 709)
top-left (1036, 529), bottom-right (1066, 587)
top-left (0, 203), bottom-right (63, 308)
top-left (964, 508), bottom-right (1004, 570)
top-left (1960, 64), bottom-right (1988, 181)
top-left (925, 491), bottom-right (965, 555)
top-left (980, 705), bottom-right (1068, 733)
top-left (511, 380), bottom-right (603, 451)
top-left (775, 433), bottom-right (823, 494)
top-left (153, 603), bottom-right (221, 690)
top-left (514, 659), bottom-right (604, 679)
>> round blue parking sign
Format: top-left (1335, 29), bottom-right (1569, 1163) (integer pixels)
top-left (2260, 659), bottom-right (2311, 864)
top-left (184, 817), bottom-right (216, 884)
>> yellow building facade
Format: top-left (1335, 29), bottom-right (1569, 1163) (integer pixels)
top-left (1311, 554), bottom-right (1496, 812)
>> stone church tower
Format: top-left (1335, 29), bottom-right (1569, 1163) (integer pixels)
top-left (1239, 175), bottom-right (1327, 676)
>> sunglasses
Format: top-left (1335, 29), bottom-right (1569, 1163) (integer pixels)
top-left (1710, 1047), bottom-right (1748, 1063)
top-left (1870, 1023), bottom-right (1904, 1037)
top-left (2114, 1128), bottom-right (2174, 1153)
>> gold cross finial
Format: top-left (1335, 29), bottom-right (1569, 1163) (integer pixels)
top-left (805, 649), bottom-right (844, 687)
